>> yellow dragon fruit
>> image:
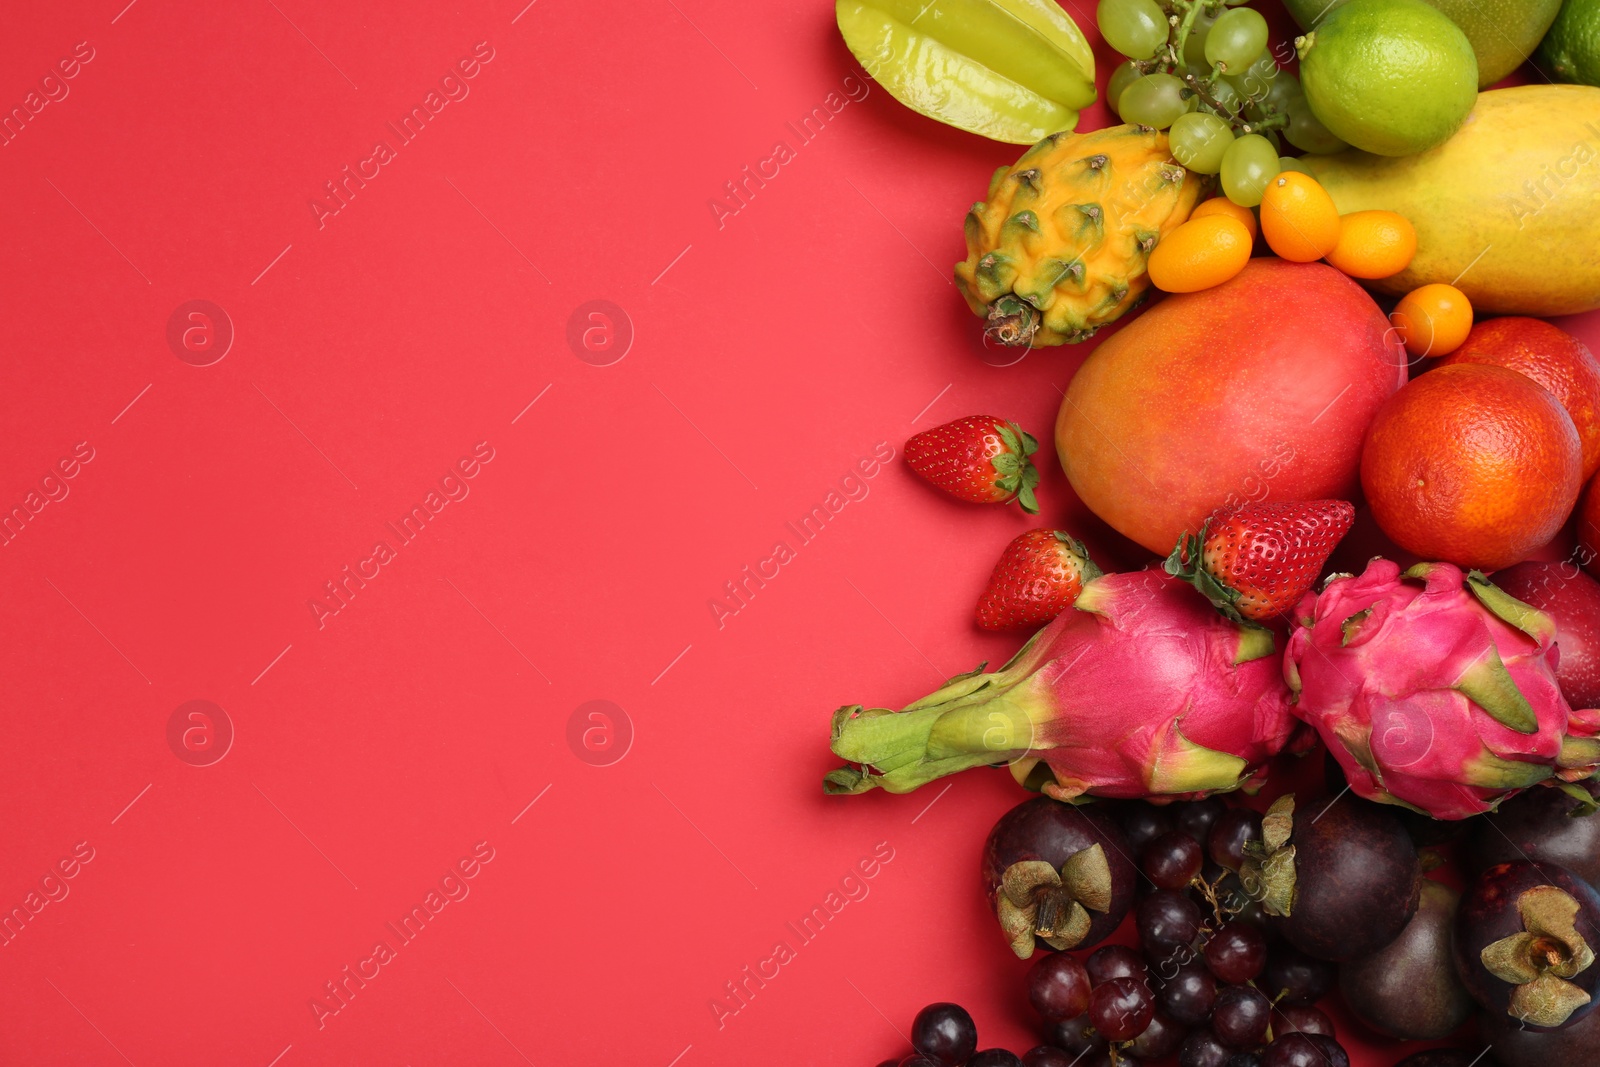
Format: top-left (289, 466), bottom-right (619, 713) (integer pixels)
top-left (955, 124), bottom-right (1202, 347)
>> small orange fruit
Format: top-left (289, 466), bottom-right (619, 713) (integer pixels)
top-left (1325, 210), bottom-right (1417, 279)
top-left (1390, 283), bottom-right (1473, 357)
top-left (1361, 363), bottom-right (1583, 571)
top-left (1259, 172), bottom-right (1341, 262)
top-left (1438, 316), bottom-right (1600, 479)
top-left (1190, 196), bottom-right (1258, 241)
top-left (1147, 216), bottom-right (1253, 294)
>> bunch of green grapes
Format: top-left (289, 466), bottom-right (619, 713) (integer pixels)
top-left (1096, 0), bottom-right (1346, 206)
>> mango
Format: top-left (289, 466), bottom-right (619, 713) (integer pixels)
top-left (1302, 85), bottom-right (1600, 317)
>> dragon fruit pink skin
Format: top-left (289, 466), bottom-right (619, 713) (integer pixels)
top-left (825, 568), bottom-right (1298, 801)
top-left (1285, 559), bottom-right (1600, 820)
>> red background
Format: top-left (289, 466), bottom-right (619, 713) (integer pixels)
top-left (0, 1), bottom-right (1593, 1064)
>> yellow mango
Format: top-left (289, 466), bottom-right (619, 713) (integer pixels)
top-left (1302, 85), bottom-right (1600, 316)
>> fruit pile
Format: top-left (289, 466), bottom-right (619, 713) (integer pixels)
top-left (870, 780), bottom-right (1600, 1066)
top-left (825, 0), bottom-right (1600, 1064)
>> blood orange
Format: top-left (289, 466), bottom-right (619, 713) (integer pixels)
top-left (1361, 363), bottom-right (1583, 571)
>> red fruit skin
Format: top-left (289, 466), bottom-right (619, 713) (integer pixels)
top-left (1491, 561), bottom-right (1600, 708)
top-left (1200, 499), bottom-right (1355, 620)
top-left (1057, 260), bottom-right (1405, 554)
top-left (905, 415), bottom-right (1028, 505)
top-left (1438, 316), bottom-right (1600, 479)
top-left (977, 530), bottom-right (1096, 631)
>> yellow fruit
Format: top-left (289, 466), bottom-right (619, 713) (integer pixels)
top-left (1147, 216), bottom-right (1254, 293)
top-left (1325, 210), bottom-right (1417, 278)
top-left (1190, 197), bottom-right (1259, 241)
top-left (1302, 85), bottom-right (1600, 315)
top-left (1391, 283), bottom-right (1473, 357)
top-left (955, 125), bottom-right (1203, 345)
top-left (1260, 173), bottom-right (1342, 262)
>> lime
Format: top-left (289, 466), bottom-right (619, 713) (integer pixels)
top-left (1539, 0), bottom-right (1600, 86)
top-left (1285, 0), bottom-right (1559, 87)
top-left (1299, 0), bottom-right (1479, 157)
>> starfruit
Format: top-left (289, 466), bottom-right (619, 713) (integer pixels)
top-left (835, 0), bottom-right (1097, 144)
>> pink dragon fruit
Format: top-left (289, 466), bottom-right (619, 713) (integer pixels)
top-left (825, 568), bottom-right (1298, 800)
top-left (1285, 559), bottom-right (1600, 820)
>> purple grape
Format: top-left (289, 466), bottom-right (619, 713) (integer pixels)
top-left (1049, 1013), bottom-right (1107, 1055)
top-left (1126, 1010), bottom-right (1187, 1060)
top-left (1138, 890), bottom-right (1204, 952)
top-left (1260, 1034), bottom-right (1328, 1067)
top-left (968, 1052), bottom-right (1024, 1067)
top-left (1120, 802), bottom-right (1176, 855)
top-left (1212, 985), bottom-right (1271, 1049)
top-left (910, 1003), bottom-right (976, 1065)
top-left (1089, 977), bottom-right (1155, 1042)
top-left (1203, 921), bottom-right (1267, 984)
top-left (1086, 944), bottom-right (1148, 986)
top-left (1273, 1004), bottom-right (1332, 1037)
top-left (1225, 1055), bottom-right (1262, 1067)
top-left (1027, 952), bottom-right (1092, 1022)
top-left (1262, 943), bottom-right (1335, 1006)
top-left (899, 1058), bottom-right (940, 1067)
top-left (1208, 808), bottom-right (1263, 871)
top-left (1159, 960), bottom-right (1218, 1025)
top-left (1144, 830), bottom-right (1205, 890)
top-left (1022, 1048), bottom-right (1077, 1067)
top-left (1305, 1035), bottom-right (1348, 1067)
top-left (1179, 1029), bottom-right (1232, 1067)
top-left (1177, 798), bottom-right (1228, 844)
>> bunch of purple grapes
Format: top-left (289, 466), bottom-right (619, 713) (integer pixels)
top-left (1024, 798), bottom-right (1348, 1067)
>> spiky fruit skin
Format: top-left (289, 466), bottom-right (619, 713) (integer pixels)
top-left (905, 415), bottom-right (1041, 513)
top-left (954, 125), bottom-right (1203, 347)
top-left (825, 568), bottom-right (1297, 799)
top-left (981, 798), bottom-right (1137, 955)
top-left (1285, 558), bottom-right (1600, 820)
top-left (1166, 500), bottom-right (1354, 623)
top-left (977, 530), bottom-right (1101, 631)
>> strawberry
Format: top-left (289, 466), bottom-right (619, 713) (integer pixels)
top-left (976, 530), bottom-right (1102, 631)
top-left (905, 415), bottom-right (1041, 513)
top-left (1164, 500), bottom-right (1356, 623)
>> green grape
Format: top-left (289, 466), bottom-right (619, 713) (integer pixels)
top-left (1221, 134), bottom-right (1279, 206)
top-left (1208, 77), bottom-right (1242, 116)
top-left (1107, 60), bottom-right (1144, 117)
top-left (1181, 11), bottom-right (1217, 69)
top-left (1278, 156), bottom-right (1311, 174)
top-left (1285, 96), bottom-right (1349, 154)
top-left (1227, 51), bottom-right (1279, 100)
top-left (1097, 0), bottom-right (1169, 61)
top-left (1263, 69), bottom-right (1302, 111)
top-left (1204, 8), bottom-right (1269, 72)
top-left (1170, 111), bottom-right (1234, 174)
top-left (1117, 73), bottom-right (1192, 130)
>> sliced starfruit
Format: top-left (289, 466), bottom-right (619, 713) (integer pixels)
top-left (836, 0), bottom-right (1097, 144)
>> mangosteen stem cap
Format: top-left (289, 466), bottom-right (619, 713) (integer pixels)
top-left (1481, 885), bottom-right (1598, 1028)
top-left (1239, 794), bottom-right (1298, 918)
top-left (995, 844), bottom-right (1114, 959)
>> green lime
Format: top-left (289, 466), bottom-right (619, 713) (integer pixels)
top-left (1539, 0), bottom-right (1600, 86)
top-left (1285, 0), bottom-right (1559, 87)
top-left (1299, 0), bottom-right (1479, 157)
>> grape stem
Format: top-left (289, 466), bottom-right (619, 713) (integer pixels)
top-left (1159, 0), bottom-right (1292, 138)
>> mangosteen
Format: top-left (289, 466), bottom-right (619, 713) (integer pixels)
top-left (1238, 793), bottom-right (1421, 961)
top-left (1393, 1052), bottom-right (1501, 1067)
top-left (1479, 1001), bottom-right (1600, 1067)
top-left (1455, 861), bottom-right (1600, 1031)
top-left (1468, 780), bottom-right (1600, 888)
top-left (1339, 879), bottom-right (1473, 1040)
top-left (981, 796), bottom-right (1137, 958)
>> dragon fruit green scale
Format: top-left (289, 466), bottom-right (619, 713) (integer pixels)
top-left (824, 568), bottom-right (1297, 801)
top-left (1284, 558), bottom-right (1600, 820)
